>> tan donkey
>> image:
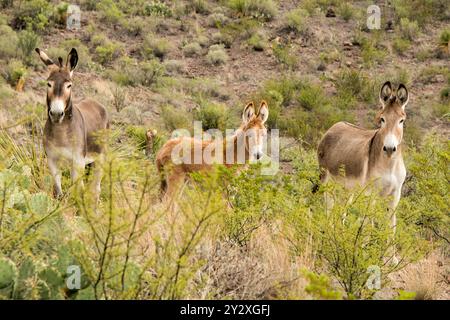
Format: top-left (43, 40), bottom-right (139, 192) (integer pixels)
top-left (156, 101), bottom-right (269, 198)
top-left (317, 81), bottom-right (409, 262)
top-left (36, 48), bottom-right (109, 199)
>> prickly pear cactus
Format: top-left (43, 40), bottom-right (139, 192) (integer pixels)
top-left (0, 257), bottom-right (17, 290)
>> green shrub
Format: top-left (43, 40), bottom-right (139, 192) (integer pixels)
top-left (110, 57), bottom-right (165, 87)
top-left (399, 18), bottom-right (419, 41)
top-left (186, 0), bottom-right (210, 14)
top-left (335, 69), bottom-right (375, 103)
top-left (17, 28), bottom-right (40, 65)
top-left (247, 32), bottom-right (268, 51)
top-left (207, 12), bottom-right (229, 28)
top-left (337, 2), bottom-right (354, 21)
top-left (142, 35), bottom-right (172, 60)
top-left (439, 28), bottom-right (450, 46)
top-left (228, 0), bottom-right (278, 21)
top-left (97, 0), bottom-right (123, 25)
top-left (194, 102), bottom-right (228, 131)
top-left (206, 44), bottom-right (229, 66)
top-left (402, 134), bottom-right (449, 246)
top-left (0, 25), bottom-right (18, 59)
top-left (211, 32), bottom-right (233, 48)
top-left (297, 83), bottom-right (329, 111)
top-left (392, 0), bottom-right (448, 26)
top-left (53, 1), bottom-right (69, 26)
top-left (161, 104), bottom-right (192, 131)
top-left (95, 40), bottom-right (123, 66)
top-left (285, 8), bottom-right (309, 34)
top-left (121, 16), bottom-right (145, 36)
top-left (11, 0), bottom-right (51, 32)
top-left (183, 42), bottom-right (202, 57)
top-left (2, 59), bottom-right (27, 88)
top-left (272, 43), bottom-right (298, 70)
top-left (142, 1), bottom-right (172, 17)
top-left (164, 59), bottom-right (185, 75)
top-left (393, 38), bottom-right (411, 55)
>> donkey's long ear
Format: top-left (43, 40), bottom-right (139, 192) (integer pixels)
top-left (257, 100), bottom-right (269, 124)
top-left (35, 48), bottom-right (55, 66)
top-left (379, 81), bottom-right (393, 108)
top-left (66, 48), bottom-right (78, 77)
top-left (242, 102), bottom-right (255, 123)
top-left (396, 84), bottom-right (409, 110)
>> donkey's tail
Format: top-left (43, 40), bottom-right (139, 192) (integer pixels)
top-left (156, 158), bottom-right (167, 198)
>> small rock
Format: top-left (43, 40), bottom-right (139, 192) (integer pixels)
top-left (385, 20), bottom-right (394, 31)
top-left (343, 41), bottom-right (353, 50)
top-left (435, 75), bottom-right (445, 83)
top-left (326, 8), bottom-right (336, 17)
top-left (345, 61), bottom-right (352, 67)
top-left (317, 63), bottom-right (326, 71)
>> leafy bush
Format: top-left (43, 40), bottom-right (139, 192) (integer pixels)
top-left (399, 18), bottom-right (420, 41)
top-left (401, 134), bottom-right (450, 246)
top-left (439, 28), bottom-right (450, 47)
top-left (285, 8), bottom-right (309, 35)
top-left (186, 0), bottom-right (210, 14)
top-left (183, 42), bottom-right (202, 57)
top-left (1, 59), bottom-right (27, 90)
top-left (0, 25), bottom-right (18, 59)
top-left (272, 43), bottom-right (298, 70)
top-left (11, 0), bottom-right (52, 32)
top-left (392, 0), bottom-right (448, 26)
top-left (53, 1), bottom-right (69, 27)
top-left (161, 104), bottom-right (192, 131)
top-left (228, 0), bottom-right (278, 21)
top-left (335, 69), bottom-right (376, 104)
top-left (142, 35), bottom-right (172, 60)
top-left (97, 0), bottom-right (123, 25)
top-left (247, 32), bottom-right (268, 51)
top-left (142, 1), bottom-right (172, 17)
top-left (337, 2), bottom-right (355, 21)
top-left (17, 28), bottom-right (40, 65)
top-left (194, 102), bottom-right (228, 131)
top-left (297, 82), bottom-right (329, 111)
top-left (207, 12), bottom-right (229, 28)
top-left (109, 57), bottom-right (165, 87)
top-left (206, 44), bottom-right (229, 66)
top-left (94, 40), bottom-right (123, 66)
top-left (393, 38), bottom-right (411, 55)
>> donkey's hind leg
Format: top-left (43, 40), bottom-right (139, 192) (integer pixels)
top-left (92, 154), bottom-right (105, 203)
top-left (320, 169), bottom-right (334, 213)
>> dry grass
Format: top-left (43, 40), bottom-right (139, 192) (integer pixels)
top-left (398, 251), bottom-right (448, 300)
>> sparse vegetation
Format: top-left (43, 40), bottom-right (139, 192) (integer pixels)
top-left (206, 44), bottom-right (229, 65)
top-left (142, 34), bottom-right (172, 60)
top-left (0, 0), bottom-right (448, 301)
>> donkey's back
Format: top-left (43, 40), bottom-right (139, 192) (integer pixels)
top-left (318, 121), bottom-right (376, 179)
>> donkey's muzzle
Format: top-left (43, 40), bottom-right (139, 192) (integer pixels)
top-left (383, 145), bottom-right (396, 156)
top-left (49, 110), bottom-right (64, 122)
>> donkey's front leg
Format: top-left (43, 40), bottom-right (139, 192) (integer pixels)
top-left (71, 156), bottom-right (86, 192)
top-left (389, 187), bottom-right (402, 266)
top-left (48, 156), bottom-right (63, 199)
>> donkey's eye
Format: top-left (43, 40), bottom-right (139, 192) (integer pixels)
top-left (380, 118), bottom-right (385, 124)
top-left (67, 84), bottom-right (72, 89)
top-left (47, 82), bottom-right (52, 88)
top-left (399, 119), bottom-right (404, 124)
